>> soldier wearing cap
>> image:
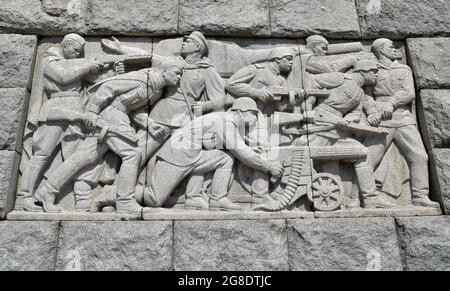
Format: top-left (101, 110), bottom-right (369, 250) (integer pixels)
top-left (32, 60), bottom-right (184, 214)
top-left (363, 38), bottom-right (439, 208)
top-left (305, 35), bottom-right (357, 74)
top-left (308, 60), bottom-right (380, 207)
top-left (304, 35), bottom-right (358, 112)
top-left (139, 97), bottom-right (284, 211)
top-left (17, 33), bottom-right (108, 212)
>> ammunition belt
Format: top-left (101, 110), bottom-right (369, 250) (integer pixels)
top-left (275, 149), bottom-right (305, 208)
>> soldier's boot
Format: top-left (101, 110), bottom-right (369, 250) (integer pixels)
top-left (21, 196), bottom-right (43, 212)
top-left (412, 192), bottom-right (440, 208)
top-left (345, 198), bottom-right (361, 209)
top-left (116, 192), bottom-right (143, 215)
top-left (356, 165), bottom-right (397, 209)
top-left (209, 169), bottom-right (241, 211)
top-left (35, 182), bottom-right (62, 213)
top-left (74, 181), bottom-right (93, 212)
top-left (185, 175), bottom-right (209, 211)
top-left (17, 164), bottom-right (44, 212)
top-left (91, 185), bottom-right (117, 213)
top-left (185, 196), bottom-right (209, 211)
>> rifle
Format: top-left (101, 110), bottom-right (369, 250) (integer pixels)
top-left (46, 110), bottom-right (139, 144)
top-left (94, 54), bottom-right (153, 74)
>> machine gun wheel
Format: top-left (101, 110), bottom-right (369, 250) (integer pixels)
top-left (308, 173), bottom-right (344, 211)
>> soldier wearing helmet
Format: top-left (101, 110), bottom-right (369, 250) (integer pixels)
top-left (308, 60), bottom-right (380, 206)
top-left (137, 97), bottom-right (284, 211)
top-left (226, 46), bottom-right (299, 114)
top-left (225, 46), bottom-right (300, 203)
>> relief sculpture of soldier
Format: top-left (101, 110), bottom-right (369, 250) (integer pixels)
top-left (30, 59), bottom-right (184, 214)
top-left (364, 38), bottom-right (439, 208)
top-left (102, 31), bottom-right (228, 153)
top-left (141, 98), bottom-right (284, 210)
top-left (225, 47), bottom-right (302, 204)
top-left (16, 34), bottom-right (109, 212)
top-left (305, 60), bottom-right (383, 209)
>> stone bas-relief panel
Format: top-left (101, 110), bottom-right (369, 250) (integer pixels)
top-left (9, 32), bottom-right (442, 220)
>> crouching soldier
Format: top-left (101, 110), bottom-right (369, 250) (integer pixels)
top-left (140, 98), bottom-right (284, 211)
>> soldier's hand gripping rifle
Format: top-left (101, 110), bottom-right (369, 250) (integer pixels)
top-left (47, 110), bottom-right (139, 144)
top-left (94, 54), bottom-right (153, 75)
top-left (268, 86), bottom-right (329, 113)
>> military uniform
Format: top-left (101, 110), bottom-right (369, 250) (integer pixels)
top-left (39, 68), bottom-right (169, 213)
top-left (364, 60), bottom-right (433, 203)
top-left (143, 111), bottom-right (271, 209)
top-left (226, 59), bottom-right (291, 201)
top-left (17, 44), bottom-right (98, 211)
top-left (309, 72), bottom-right (377, 201)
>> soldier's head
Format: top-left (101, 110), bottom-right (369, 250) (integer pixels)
top-left (306, 35), bottom-right (329, 56)
top-left (61, 33), bottom-right (85, 59)
top-left (181, 31), bottom-right (209, 58)
top-left (230, 97), bottom-right (259, 127)
top-left (371, 38), bottom-right (399, 61)
top-left (158, 57), bottom-right (185, 87)
top-left (269, 47), bottom-right (295, 74)
top-left (353, 60), bottom-right (379, 86)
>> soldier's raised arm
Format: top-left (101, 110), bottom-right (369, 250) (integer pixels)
top-left (44, 59), bottom-right (102, 86)
top-left (101, 37), bottom-right (150, 55)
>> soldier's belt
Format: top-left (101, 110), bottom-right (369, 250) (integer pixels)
top-left (50, 91), bottom-right (81, 98)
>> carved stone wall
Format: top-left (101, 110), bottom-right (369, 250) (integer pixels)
top-left (0, 0), bottom-right (450, 271)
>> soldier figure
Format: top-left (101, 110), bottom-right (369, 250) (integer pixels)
top-left (33, 61), bottom-right (184, 214)
top-left (17, 34), bottom-right (107, 212)
top-left (226, 47), bottom-right (299, 203)
top-left (364, 38), bottom-right (439, 208)
top-left (140, 98), bottom-right (284, 210)
top-left (308, 60), bottom-right (380, 207)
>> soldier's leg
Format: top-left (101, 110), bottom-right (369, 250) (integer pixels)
top-left (143, 159), bottom-right (190, 207)
top-left (192, 150), bottom-right (240, 211)
top-left (341, 138), bottom-right (396, 208)
top-left (138, 123), bottom-right (172, 170)
top-left (394, 126), bottom-right (439, 207)
top-left (18, 123), bottom-right (65, 211)
top-left (37, 137), bottom-right (106, 212)
top-left (184, 174), bottom-right (209, 210)
top-left (106, 136), bottom-right (144, 214)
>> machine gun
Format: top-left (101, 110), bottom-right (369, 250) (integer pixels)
top-left (268, 86), bottom-right (330, 101)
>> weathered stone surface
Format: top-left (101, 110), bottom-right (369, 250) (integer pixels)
top-left (0, 89), bottom-right (29, 152)
top-left (357, 0), bottom-right (450, 38)
top-left (86, 0), bottom-right (178, 35)
top-left (407, 38), bottom-right (450, 89)
top-left (430, 149), bottom-right (450, 214)
top-left (0, 221), bottom-right (59, 271)
top-left (270, 0), bottom-right (360, 38)
top-left (0, 0), bottom-right (87, 35)
top-left (179, 0), bottom-right (270, 36)
top-left (417, 90), bottom-right (450, 149)
top-left (0, 34), bottom-right (37, 89)
top-left (287, 218), bottom-right (403, 271)
top-left (396, 216), bottom-right (450, 271)
top-left (0, 151), bottom-right (20, 219)
top-left (55, 221), bottom-right (172, 271)
top-left (174, 220), bottom-right (288, 271)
